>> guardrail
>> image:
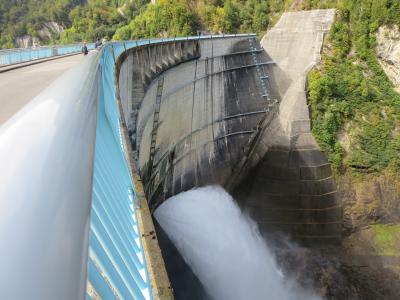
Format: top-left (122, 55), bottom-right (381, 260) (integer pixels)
top-left (0, 33), bottom-right (256, 299)
top-left (0, 43), bottom-right (96, 65)
top-left (0, 51), bottom-right (101, 299)
top-left (88, 41), bottom-right (153, 300)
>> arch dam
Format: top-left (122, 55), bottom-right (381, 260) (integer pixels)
top-left (0, 9), bottom-right (340, 300)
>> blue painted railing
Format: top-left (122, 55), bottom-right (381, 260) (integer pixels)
top-left (0, 43), bottom-right (95, 65)
top-left (88, 41), bottom-right (152, 300)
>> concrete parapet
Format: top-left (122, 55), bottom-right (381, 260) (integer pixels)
top-left (118, 107), bottom-right (174, 300)
top-left (246, 192), bottom-right (337, 210)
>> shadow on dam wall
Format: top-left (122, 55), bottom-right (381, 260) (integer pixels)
top-left (115, 34), bottom-right (342, 246)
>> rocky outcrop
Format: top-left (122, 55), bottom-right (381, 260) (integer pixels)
top-left (15, 22), bottom-right (64, 48)
top-left (37, 22), bottom-right (64, 40)
top-left (338, 172), bottom-right (400, 234)
top-left (376, 25), bottom-right (400, 92)
top-left (15, 35), bottom-right (36, 48)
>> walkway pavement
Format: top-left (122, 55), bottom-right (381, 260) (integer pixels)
top-left (0, 54), bottom-right (84, 125)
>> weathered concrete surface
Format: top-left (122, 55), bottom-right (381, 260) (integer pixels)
top-left (0, 54), bottom-right (84, 125)
top-left (117, 36), bottom-right (279, 212)
top-left (261, 9), bottom-right (335, 136)
top-left (234, 9), bottom-right (341, 244)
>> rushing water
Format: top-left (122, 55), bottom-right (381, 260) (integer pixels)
top-left (154, 185), bottom-right (321, 300)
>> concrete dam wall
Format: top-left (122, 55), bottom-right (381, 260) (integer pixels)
top-left (116, 10), bottom-right (341, 245)
top-left (116, 35), bottom-right (283, 207)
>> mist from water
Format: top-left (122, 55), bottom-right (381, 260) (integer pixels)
top-left (154, 185), bottom-right (321, 300)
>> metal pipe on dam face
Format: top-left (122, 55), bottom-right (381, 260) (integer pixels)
top-left (116, 33), bottom-right (342, 245)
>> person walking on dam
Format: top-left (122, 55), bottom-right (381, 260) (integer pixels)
top-left (95, 38), bottom-right (102, 49)
top-left (82, 42), bottom-right (88, 55)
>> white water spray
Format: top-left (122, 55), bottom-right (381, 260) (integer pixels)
top-left (155, 185), bottom-right (321, 300)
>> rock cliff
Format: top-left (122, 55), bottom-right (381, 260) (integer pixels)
top-left (376, 25), bottom-right (400, 92)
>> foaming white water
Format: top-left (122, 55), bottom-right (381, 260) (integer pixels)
top-left (154, 185), bottom-right (321, 300)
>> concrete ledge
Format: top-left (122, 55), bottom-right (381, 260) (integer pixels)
top-left (300, 164), bottom-right (332, 180)
top-left (246, 191), bottom-right (337, 209)
top-left (120, 119), bottom-right (173, 299)
top-left (259, 163), bottom-right (333, 181)
top-left (261, 149), bottom-right (329, 167)
top-left (261, 165), bottom-right (299, 180)
top-left (260, 222), bottom-right (342, 236)
top-left (253, 176), bottom-right (335, 195)
top-left (293, 235), bottom-right (342, 246)
top-left (290, 149), bottom-right (329, 167)
top-left (251, 205), bottom-right (342, 223)
top-left (300, 177), bottom-right (336, 194)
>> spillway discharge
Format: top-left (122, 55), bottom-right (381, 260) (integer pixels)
top-left (154, 185), bottom-right (320, 300)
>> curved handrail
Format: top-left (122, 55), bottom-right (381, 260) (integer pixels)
top-left (0, 53), bottom-right (100, 299)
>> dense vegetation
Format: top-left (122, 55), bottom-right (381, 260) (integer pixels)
top-left (113, 0), bottom-right (198, 40)
top-left (60, 0), bottom-right (148, 43)
top-left (0, 0), bottom-right (84, 47)
top-left (0, 0), bottom-right (147, 48)
top-left (306, 0), bottom-right (400, 174)
top-left (113, 0), bottom-right (293, 40)
top-left (0, 0), bottom-right (293, 48)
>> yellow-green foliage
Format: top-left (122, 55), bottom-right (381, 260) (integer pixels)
top-left (195, 0), bottom-right (270, 34)
top-left (60, 0), bottom-right (148, 44)
top-left (0, 0), bottom-right (84, 48)
top-left (0, 0), bottom-right (295, 47)
top-left (113, 0), bottom-right (197, 40)
top-left (113, 0), bottom-right (286, 40)
top-left (307, 1), bottom-right (400, 173)
top-left (371, 224), bottom-right (400, 256)
top-left (0, 0), bottom-right (148, 48)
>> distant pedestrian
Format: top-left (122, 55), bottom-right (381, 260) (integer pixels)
top-left (82, 42), bottom-right (88, 55)
top-left (95, 38), bottom-right (102, 49)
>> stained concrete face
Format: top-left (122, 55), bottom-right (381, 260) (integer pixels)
top-left (117, 12), bottom-right (341, 246)
top-left (261, 9), bottom-right (335, 135)
top-left (236, 9), bottom-right (341, 244)
top-left (117, 36), bottom-right (282, 211)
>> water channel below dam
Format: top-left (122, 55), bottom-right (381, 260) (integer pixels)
top-left (155, 185), bottom-right (321, 300)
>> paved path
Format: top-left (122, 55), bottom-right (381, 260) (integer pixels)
top-left (0, 54), bottom-right (84, 125)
